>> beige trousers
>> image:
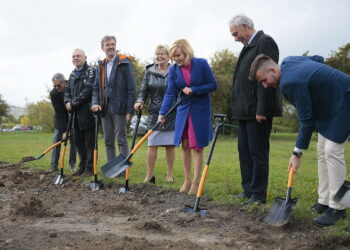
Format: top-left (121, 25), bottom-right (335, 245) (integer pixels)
top-left (317, 133), bottom-right (347, 210)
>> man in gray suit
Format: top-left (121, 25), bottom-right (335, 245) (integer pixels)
top-left (91, 35), bottom-right (136, 163)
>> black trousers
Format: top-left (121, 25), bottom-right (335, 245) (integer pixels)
top-left (73, 126), bottom-right (95, 171)
top-left (238, 118), bottom-right (273, 201)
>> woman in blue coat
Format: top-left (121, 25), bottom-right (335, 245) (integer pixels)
top-left (158, 39), bottom-right (217, 195)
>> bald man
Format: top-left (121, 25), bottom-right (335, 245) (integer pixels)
top-left (64, 49), bottom-right (96, 177)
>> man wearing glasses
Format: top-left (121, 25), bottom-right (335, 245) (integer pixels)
top-left (50, 73), bottom-right (76, 172)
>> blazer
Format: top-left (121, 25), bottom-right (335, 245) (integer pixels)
top-left (280, 56), bottom-right (350, 149)
top-left (159, 57), bottom-right (217, 148)
top-left (92, 55), bottom-right (136, 115)
top-left (231, 30), bottom-right (282, 120)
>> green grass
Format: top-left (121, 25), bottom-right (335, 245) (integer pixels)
top-left (1, 131), bottom-right (350, 235)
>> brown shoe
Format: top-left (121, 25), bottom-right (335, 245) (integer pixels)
top-left (72, 168), bottom-right (85, 176)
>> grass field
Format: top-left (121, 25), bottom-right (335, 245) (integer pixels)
top-left (1, 131), bottom-right (349, 235)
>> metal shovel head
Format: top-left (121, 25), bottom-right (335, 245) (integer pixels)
top-left (183, 205), bottom-right (207, 217)
top-left (119, 187), bottom-right (127, 193)
top-left (53, 174), bottom-right (65, 185)
top-left (265, 197), bottom-right (298, 226)
top-left (334, 180), bottom-right (350, 208)
top-left (101, 154), bottom-right (131, 178)
top-left (90, 180), bottom-right (104, 191)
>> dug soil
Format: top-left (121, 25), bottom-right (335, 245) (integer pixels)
top-left (0, 162), bottom-right (349, 250)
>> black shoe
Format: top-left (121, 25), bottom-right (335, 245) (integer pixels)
top-left (72, 168), bottom-right (85, 176)
top-left (50, 165), bottom-right (58, 172)
top-left (81, 169), bottom-right (93, 177)
top-left (69, 165), bottom-right (76, 172)
top-left (235, 192), bottom-right (250, 199)
top-left (241, 196), bottom-right (266, 206)
top-left (313, 208), bottom-right (347, 227)
top-left (149, 176), bottom-right (156, 184)
top-left (311, 203), bottom-right (329, 214)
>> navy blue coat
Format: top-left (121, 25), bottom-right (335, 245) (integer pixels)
top-left (280, 56), bottom-right (350, 149)
top-left (159, 57), bottom-right (217, 148)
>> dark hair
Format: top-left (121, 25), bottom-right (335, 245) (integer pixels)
top-left (249, 54), bottom-right (274, 81)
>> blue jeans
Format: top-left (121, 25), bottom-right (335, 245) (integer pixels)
top-left (51, 128), bottom-right (77, 167)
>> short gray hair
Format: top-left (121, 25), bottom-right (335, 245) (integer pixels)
top-left (52, 73), bottom-right (66, 82)
top-left (101, 35), bottom-right (116, 48)
top-left (229, 14), bottom-right (254, 29)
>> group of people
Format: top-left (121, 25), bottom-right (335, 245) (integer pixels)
top-left (50, 14), bottom-right (349, 227)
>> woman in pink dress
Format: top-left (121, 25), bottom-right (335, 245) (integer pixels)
top-left (158, 39), bottom-right (217, 195)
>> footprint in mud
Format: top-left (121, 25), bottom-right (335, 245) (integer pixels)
top-left (136, 221), bottom-right (170, 234)
top-left (9, 194), bottom-right (48, 217)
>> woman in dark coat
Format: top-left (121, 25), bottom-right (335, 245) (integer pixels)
top-left (158, 39), bottom-right (217, 195)
top-left (134, 45), bottom-right (175, 183)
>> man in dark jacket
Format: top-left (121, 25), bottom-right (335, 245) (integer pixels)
top-left (50, 73), bottom-right (76, 172)
top-left (229, 14), bottom-right (282, 204)
top-left (91, 35), bottom-right (136, 163)
top-left (65, 49), bottom-right (96, 177)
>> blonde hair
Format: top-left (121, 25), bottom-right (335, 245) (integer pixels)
top-left (155, 44), bottom-right (170, 55)
top-left (169, 39), bottom-right (194, 66)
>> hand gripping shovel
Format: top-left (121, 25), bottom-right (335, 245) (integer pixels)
top-left (90, 112), bottom-right (104, 191)
top-left (334, 180), bottom-right (350, 208)
top-left (119, 110), bottom-right (142, 193)
top-left (53, 113), bottom-right (73, 185)
top-left (265, 167), bottom-right (298, 226)
top-left (183, 114), bottom-right (227, 217)
top-left (102, 95), bottom-right (190, 178)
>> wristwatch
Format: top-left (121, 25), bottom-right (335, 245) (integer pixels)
top-left (292, 151), bottom-right (303, 158)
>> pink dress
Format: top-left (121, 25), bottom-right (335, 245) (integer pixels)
top-left (181, 63), bottom-right (204, 151)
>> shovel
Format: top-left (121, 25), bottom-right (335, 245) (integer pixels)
top-left (183, 114), bottom-right (227, 217)
top-left (334, 180), bottom-right (350, 208)
top-left (90, 112), bottom-right (104, 191)
top-left (53, 113), bottom-right (73, 185)
top-left (119, 110), bottom-right (142, 193)
top-left (265, 167), bottom-right (298, 226)
top-left (102, 94), bottom-right (190, 178)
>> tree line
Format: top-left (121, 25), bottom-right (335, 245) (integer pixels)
top-left (1, 43), bottom-right (349, 133)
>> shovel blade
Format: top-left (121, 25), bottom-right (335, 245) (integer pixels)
top-left (183, 205), bottom-right (207, 217)
top-left (265, 197), bottom-right (298, 226)
top-left (334, 180), bottom-right (350, 208)
top-left (89, 181), bottom-right (104, 191)
top-left (53, 174), bottom-right (65, 185)
top-left (101, 154), bottom-right (131, 178)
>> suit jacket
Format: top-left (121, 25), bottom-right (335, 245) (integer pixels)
top-left (159, 57), bottom-right (217, 148)
top-left (50, 88), bottom-right (68, 131)
top-left (280, 56), bottom-right (350, 149)
top-left (92, 55), bottom-right (136, 115)
top-left (231, 30), bottom-right (282, 120)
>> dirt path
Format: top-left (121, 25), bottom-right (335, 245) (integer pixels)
top-left (0, 162), bottom-right (349, 250)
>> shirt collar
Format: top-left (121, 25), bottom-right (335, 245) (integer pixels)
top-left (248, 31), bottom-right (258, 45)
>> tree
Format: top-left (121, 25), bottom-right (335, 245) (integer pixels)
top-left (0, 95), bottom-right (9, 117)
top-left (26, 100), bottom-right (54, 132)
top-left (209, 49), bottom-right (238, 120)
top-left (325, 43), bottom-right (350, 74)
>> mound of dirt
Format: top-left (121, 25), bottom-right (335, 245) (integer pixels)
top-left (10, 194), bottom-right (48, 217)
top-left (0, 163), bottom-right (349, 250)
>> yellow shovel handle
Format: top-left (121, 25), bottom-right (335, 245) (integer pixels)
top-left (287, 167), bottom-right (296, 188)
top-left (59, 146), bottom-right (67, 169)
top-left (196, 165), bottom-right (209, 197)
top-left (43, 141), bottom-right (62, 154)
top-left (130, 130), bottom-right (153, 154)
top-left (93, 149), bottom-right (98, 174)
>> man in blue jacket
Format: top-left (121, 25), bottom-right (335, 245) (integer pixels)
top-left (91, 35), bottom-right (136, 163)
top-left (249, 54), bottom-right (350, 227)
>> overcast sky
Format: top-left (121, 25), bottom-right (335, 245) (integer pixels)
top-left (1, 0), bottom-right (349, 107)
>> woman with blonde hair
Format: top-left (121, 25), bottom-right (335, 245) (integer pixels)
top-left (158, 39), bottom-right (217, 194)
top-left (134, 44), bottom-right (175, 183)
